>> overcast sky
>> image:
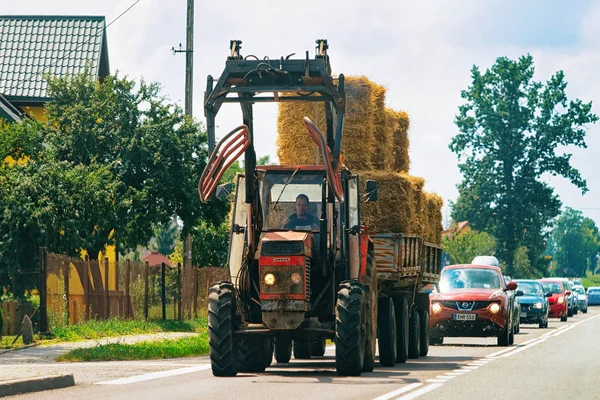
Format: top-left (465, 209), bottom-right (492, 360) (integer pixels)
top-left (5, 0), bottom-right (600, 227)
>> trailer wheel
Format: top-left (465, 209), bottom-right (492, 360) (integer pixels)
top-left (293, 340), bottom-right (311, 359)
top-left (310, 339), bottom-right (326, 357)
top-left (419, 310), bottom-right (430, 356)
top-left (363, 249), bottom-right (377, 372)
top-left (237, 336), bottom-right (272, 373)
top-left (275, 337), bottom-right (292, 363)
top-left (408, 307), bottom-right (420, 359)
top-left (208, 282), bottom-right (237, 377)
top-left (394, 296), bottom-right (410, 363)
top-left (335, 281), bottom-right (366, 376)
top-left (377, 297), bottom-right (397, 367)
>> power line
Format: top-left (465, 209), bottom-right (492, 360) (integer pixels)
top-left (5, 0), bottom-right (142, 95)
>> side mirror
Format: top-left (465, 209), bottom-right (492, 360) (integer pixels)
top-left (545, 292), bottom-right (553, 297)
top-left (506, 281), bottom-right (518, 291)
top-left (565, 290), bottom-right (572, 297)
top-left (215, 182), bottom-right (234, 200)
top-left (365, 180), bottom-right (378, 202)
top-left (515, 290), bottom-right (524, 297)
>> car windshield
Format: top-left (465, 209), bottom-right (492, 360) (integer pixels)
top-left (439, 268), bottom-right (501, 291)
top-left (516, 281), bottom-right (542, 295)
top-left (541, 282), bottom-right (563, 294)
top-left (588, 288), bottom-right (600, 294)
top-left (574, 287), bottom-right (585, 295)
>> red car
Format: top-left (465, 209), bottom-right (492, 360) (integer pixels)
top-left (429, 264), bottom-right (517, 346)
top-left (539, 279), bottom-right (571, 322)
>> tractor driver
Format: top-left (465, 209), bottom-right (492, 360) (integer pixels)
top-left (282, 194), bottom-right (319, 231)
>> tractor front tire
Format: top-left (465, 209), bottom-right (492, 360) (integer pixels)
top-left (335, 281), bottom-right (366, 376)
top-left (208, 282), bottom-right (237, 377)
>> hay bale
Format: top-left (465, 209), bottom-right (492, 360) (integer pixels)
top-left (277, 99), bottom-right (325, 165)
top-left (356, 170), bottom-right (424, 234)
top-left (389, 110), bottom-right (410, 172)
top-left (424, 192), bottom-right (443, 245)
top-left (371, 84), bottom-right (392, 170)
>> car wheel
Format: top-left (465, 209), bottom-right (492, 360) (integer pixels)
top-left (583, 307), bottom-right (588, 314)
top-left (508, 322), bottom-right (515, 345)
top-left (567, 308), bottom-right (573, 317)
top-left (544, 319), bottom-right (549, 328)
top-left (497, 324), bottom-right (510, 346)
top-left (561, 315), bottom-right (568, 322)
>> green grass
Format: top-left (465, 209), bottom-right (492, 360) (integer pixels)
top-left (0, 335), bottom-right (25, 349)
top-left (56, 334), bottom-right (209, 362)
top-left (581, 274), bottom-right (600, 289)
top-left (50, 318), bottom-right (207, 342)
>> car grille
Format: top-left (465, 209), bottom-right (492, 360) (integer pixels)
top-left (520, 304), bottom-right (532, 311)
top-left (441, 301), bottom-right (497, 310)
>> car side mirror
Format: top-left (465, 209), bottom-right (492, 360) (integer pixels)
top-left (545, 292), bottom-right (552, 297)
top-left (215, 182), bottom-right (234, 200)
top-left (506, 281), bottom-right (518, 291)
top-left (565, 290), bottom-right (572, 297)
top-left (364, 180), bottom-right (378, 202)
top-left (515, 290), bottom-right (524, 297)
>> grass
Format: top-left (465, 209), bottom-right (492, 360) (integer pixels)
top-left (49, 318), bottom-right (207, 342)
top-left (581, 274), bottom-right (600, 289)
top-left (0, 335), bottom-right (25, 349)
top-left (56, 334), bottom-right (209, 362)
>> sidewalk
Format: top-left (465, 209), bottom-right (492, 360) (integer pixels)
top-left (0, 332), bottom-right (200, 397)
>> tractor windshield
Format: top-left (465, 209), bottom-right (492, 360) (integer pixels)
top-left (260, 171), bottom-right (324, 231)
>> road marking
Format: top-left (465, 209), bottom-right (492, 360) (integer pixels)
top-left (426, 379), bottom-right (447, 383)
top-left (395, 383), bottom-right (444, 400)
top-left (486, 347), bottom-right (515, 358)
top-left (435, 375), bottom-right (456, 380)
top-left (445, 372), bottom-right (464, 376)
top-left (453, 369), bottom-right (472, 373)
top-left (371, 383), bottom-right (424, 400)
top-left (96, 364), bottom-right (211, 385)
top-left (550, 326), bottom-right (575, 337)
top-left (462, 365), bottom-right (479, 370)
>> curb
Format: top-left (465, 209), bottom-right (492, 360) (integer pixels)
top-left (0, 374), bottom-right (75, 398)
top-left (0, 343), bottom-right (40, 355)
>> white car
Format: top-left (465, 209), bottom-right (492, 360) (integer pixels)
top-left (573, 285), bottom-right (588, 313)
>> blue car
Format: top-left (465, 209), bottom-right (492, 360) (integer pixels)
top-left (514, 279), bottom-right (550, 328)
top-left (588, 287), bottom-right (600, 306)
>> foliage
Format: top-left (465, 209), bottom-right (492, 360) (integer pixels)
top-left (192, 221), bottom-right (229, 268)
top-left (442, 227), bottom-right (496, 265)
top-left (450, 55), bottom-right (598, 276)
top-left (581, 273), bottom-right (600, 289)
top-left (151, 220), bottom-right (178, 257)
top-left (56, 334), bottom-right (209, 361)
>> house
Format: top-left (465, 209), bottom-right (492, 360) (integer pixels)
top-left (0, 15), bottom-right (109, 121)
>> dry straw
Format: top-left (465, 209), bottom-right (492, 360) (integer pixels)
top-left (389, 110), bottom-right (410, 172)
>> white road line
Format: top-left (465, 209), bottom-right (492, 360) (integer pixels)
top-left (426, 379), bottom-right (447, 384)
top-left (519, 337), bottom-right (541, 346)
top-left (462, 366), bottom-right (480, 370)
top-left (486, 347), bottom-right (515, 358)
top-left (500, 338), bottom-right (547, 358)
top-left (551, 326), bottom-right (575, 337)
top-left (445, 372), bottom-right (464, 376)
top-left (395, 383), bottom-right (444, 400)
top-left (435, 375), bottom-right (456, 380)
top-left (371, 383), bottom-right (424, 400)
top-left (96, 364), bottom-right (211, 385)
top-left (453, 369), bottom-right (472, 373)
top-left (572, 313), bottom-right (600, 326)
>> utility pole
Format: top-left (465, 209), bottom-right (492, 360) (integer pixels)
top-left (173, 0), bottom-right (194, 272)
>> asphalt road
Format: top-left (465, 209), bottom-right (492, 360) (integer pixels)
top-left (8, 308), bottom-right (600, 400)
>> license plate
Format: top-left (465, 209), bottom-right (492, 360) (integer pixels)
top-left (453, 313), bottom-right (476, 321)
top-left (520, 312), bottom-right (528, 318)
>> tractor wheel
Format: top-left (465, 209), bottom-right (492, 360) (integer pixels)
top-left (293, 340), bottom-right (311, 359)
top-left (419, 310), bottom-right (430, 356)
top-left (208, 282), bottom-right (237, 376)
top-left (335, 281), bottom-right (366, 376)
top-left (363, 249), bottom-right (377, 373)
top-left (377, 297), bottom-right (397, 367)
top-left (237, 336), bottom-right (272, 373)
top-left (394, 296), bottom-right (410, 363)
top-left (310, 339), bottom-right (326, 357)
top-left (408, 307), bottom-right (421, 359)
top-left (275, 337), bottom-right (292, 363)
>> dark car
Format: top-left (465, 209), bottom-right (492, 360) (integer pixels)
top-left (514, 279), bottom-right (550, 328)
top-left (430, 264), bottom-right (517, 346)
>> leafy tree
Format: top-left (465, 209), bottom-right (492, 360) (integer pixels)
top-left (151, 220), bottom-right (178, 256)
top-left (192, 221), bottom-right (229, 268)
top-left (450, 55), bottom-right (598, 276)
top-left (442, 227), bottom-right (496, 265)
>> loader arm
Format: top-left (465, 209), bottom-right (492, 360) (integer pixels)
top-left (303, 117), bottom-right (344, 202)
top-left (199, 125), bottom-right (250, 203)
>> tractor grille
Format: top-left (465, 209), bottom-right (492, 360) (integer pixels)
top-left (261, 241), bottom-right (304, 256)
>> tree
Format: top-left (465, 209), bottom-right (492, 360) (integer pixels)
top-left (450, 55), bottom-right (598, 276)
top-left (442, 227), bottom-right (496, 265)
top-left (151, 220), bottom-right (178, 256)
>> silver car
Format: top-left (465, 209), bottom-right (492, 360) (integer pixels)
top-left (573, 285), bottom-right (588, 313)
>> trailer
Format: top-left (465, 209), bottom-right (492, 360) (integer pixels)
top-left (198, 39), bottom-right (441, 376)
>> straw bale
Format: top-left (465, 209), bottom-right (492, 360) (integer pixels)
top-left (371, 84), bottom-right (392, 170)
top-left (277, 99), bottom-right (326, 165)
top-left (424, 192), bottom-right (443, 245)
top-left (389, 110), bottom-right (410, 172)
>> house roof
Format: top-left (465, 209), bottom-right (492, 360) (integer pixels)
top-left (442, 221), bottom-right (469, 240)
top-left (0, 15), bottom-right (110, 103)
top-left (143, 250), bottom-right (173, 268)
top-left (0, 94), bottom-right (23, 122)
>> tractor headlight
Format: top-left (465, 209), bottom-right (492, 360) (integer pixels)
top-left (533, 302), bottom-right (543, 309)
top-left (432, 302), bottom-right (442, 314)
top-left (489, 303), bottom-right (501, 314)
top-left (557, 296), bottom-right (565, 304)
top-left (291, 272), bottom-right (302, 284)
top-left (264, 273), bottom-right (276, 286)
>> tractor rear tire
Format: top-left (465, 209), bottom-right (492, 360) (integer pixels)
top-left (310, 339), bottom-right (326, 357)
top-left (335, 281), bottom-right (366, 376)
top-left (208, 282), bottom-right (237, 377)
top-left (377, 297), bottom-right (397, 367)
top-left (394, 296), bottom-right (410, 363)
top-left (237, 336), bottom-right (272, 373)
top-left (419, 310), bottom-right (430, 357)
top-left (293, 340), bottom-right (311, 359)
top-left (363, 249), bottom-right (377, 373)
top-left (275, 337), bottom-right (292, 363)
top-left (408, 307), bottom-right (421, 359)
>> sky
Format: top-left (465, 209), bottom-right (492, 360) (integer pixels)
top-left (4, 0), bottom-right (600, 228)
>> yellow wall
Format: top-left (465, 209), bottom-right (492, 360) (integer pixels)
top-left (20, 106), bottom-right (47, 122)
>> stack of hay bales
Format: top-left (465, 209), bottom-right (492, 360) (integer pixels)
top-left (276, 76), bottom-right (442, 244)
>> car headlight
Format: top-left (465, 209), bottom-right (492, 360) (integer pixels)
top-left (432, 302), bottom-right (442, 314)
top-left (291, 272), bottom-right (302, 284)
top-left (489, 303), bottom-right (501, 314)
top-left (264, 273), bottom-right (276, 286)
top-left (533, 302), bottom-right (543, 309)
top-left (557, 296), bottom-right (565, 304)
